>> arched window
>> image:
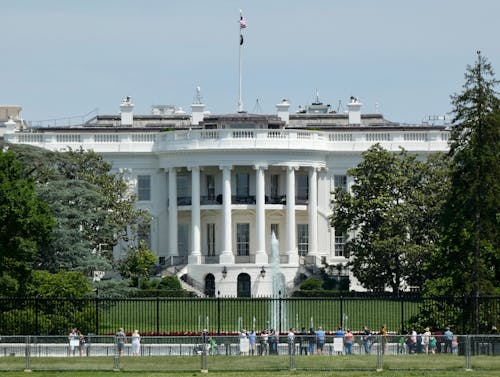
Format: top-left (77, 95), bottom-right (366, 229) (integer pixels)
top-left (205, 273), bottom-right (215, 297)
top-left (237, 273), bottom-right (251, 297)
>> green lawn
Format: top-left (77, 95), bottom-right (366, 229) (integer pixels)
top-left (1, 354), bottom-right (499, 374)
top-left (1, 369), bottom-right (500, 377)
top-left (96, 297), bottom-right (421, 334)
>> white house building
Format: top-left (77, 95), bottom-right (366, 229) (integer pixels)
top-left (1, 95), bottom-right (450, 297)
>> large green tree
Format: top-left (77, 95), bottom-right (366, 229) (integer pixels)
top-left (1, 143), bottom-right (151, 275)
top-left (330, 145), bottom-right (449, 293)
top-left (0, 148), bottom-right (54, 295)
top-left (425, 53), bottom-right (499, 313)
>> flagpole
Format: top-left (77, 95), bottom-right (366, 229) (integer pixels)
top-left (238, 9), bottom-right (243, 113)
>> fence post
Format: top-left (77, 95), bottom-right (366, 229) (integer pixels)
top-left (201, 335), bottom-right (208, 373)
top-left (340, 295), bottom-right (344, 328)
top-left (217, 291), bottom-right (221, 335)
top-left (156, 296), bottom-right (160, 335)
top-left (113, 337), bottom-right (120, 371)
top-left (24, 335), bottom-right (32, 372)
top-left (289, 337), bottom-right (296, 370)
top-left (35, 298), bottom-right (39, 335)
top-left (400, 296), bottom-right (405, 335)
top-left (376, 334), bottom-right (383, 371)
top-left (465, 335), bottom-right (472, 371)
top-left (94, 290), bottom-right (99, 335)
top-left (278, 291), bottom-right (282, 334)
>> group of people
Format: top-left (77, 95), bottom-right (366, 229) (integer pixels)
top-left (402, 326), bottom-right (458, 355)
top-left (69, 327), bottom-right (141, 357)
top-left (116, 328), bottom-right (142, 356)
top-left (67, 328), bottom-right (86, 356)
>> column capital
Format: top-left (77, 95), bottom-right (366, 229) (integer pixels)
top-left (285, 165), bottom-right (299, 171)
top-left (187, 165), bottom-right (200, 172)
top-left (219, 165), bottom-right (233, 171)
top-left (253, 164), bottom-right (268, 171)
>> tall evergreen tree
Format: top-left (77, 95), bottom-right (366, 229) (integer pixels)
top-left (425, 52), bottom-right (499, 331)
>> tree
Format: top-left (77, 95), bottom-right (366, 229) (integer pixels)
top-left (118, 241), bottom-right (157, 287)
top-left (425, 52), bottom-right (499, 331)
top-left (330, 145), bottom-right (449, 294)
top-left (1, 143), bottom-right (151, 275)
top-left (0, 148), bottom-right (54, 295)
top-left (36, 179), bottom-right (112, 273)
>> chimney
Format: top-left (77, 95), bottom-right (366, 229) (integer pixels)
top-left (191, 86), bottom-right (205, 125)
top-left (120, 96), bottom-right (134, 126)
top-left (276, 99), bottom-right (290, 125)
top-left (5, 116), bottom-right (17, 133)
top-left (347, 96), bottom-right (362, 125)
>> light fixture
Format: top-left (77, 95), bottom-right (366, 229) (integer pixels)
top-left (260, 266), bottom-right (266, 278)
top-left (222, 266), bottom-right (227, 279)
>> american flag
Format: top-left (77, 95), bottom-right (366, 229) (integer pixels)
top-left (239, 16), bottom-right (247, 29)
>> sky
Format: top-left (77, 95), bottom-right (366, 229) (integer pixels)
top-left (1, 0), bottom-right (499, 125)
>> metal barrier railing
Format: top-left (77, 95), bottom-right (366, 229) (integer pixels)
top-left (0, 334), bottom-right (499, 372)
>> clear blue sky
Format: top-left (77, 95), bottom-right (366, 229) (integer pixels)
top-left (1, 0), bottom-right (499, 124)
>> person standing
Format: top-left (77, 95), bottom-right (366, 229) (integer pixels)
top-left (68, 328), bottom-right (78, 356)
top-left (269, 329), bottom-right (278, 355)
top-left (315, 326), bottom-right (325, 354)
top-left (77, 330), bottom-right (86, 356)
top-left (287, 328), bottom-right (295, 355)
top-left (444, 327), bottom-right (453, 353)
top-left (260, 330), bottom-right (269, 355)
top-left (422, 327), bottom-right (431, 354)
top-left (116, 328), bottom-right (127, 356)
top-left (362, 326), bottom-right (372, 354)
top-left (308, 327), bottom-right (316, 355)
top-left (344, 329), bottom-right (354, 355)
top-left (248, 330), bottom-right (257, 356)
top-left (379, 324), bottom-right (388, 354)
top-left (299, 327), bottom-right (308, 355)
top-left (334, 327), bottom-right (345, 355)
top-left (131, 330), bottom-right (141, 356)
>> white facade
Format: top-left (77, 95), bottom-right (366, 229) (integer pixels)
top-left (2, 98), bottom-right (450, 297)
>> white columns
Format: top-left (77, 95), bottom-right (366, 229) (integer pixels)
top-left (308, 167), bottom-right (318, 259)
top-left (168, 168), bottom-right (178, 256)
top-left (254, 165), bottom-right (268, 264)
top-left (286, 166), bottom-right (298, 264)
top-left (188, 166), bottom-right (201, 264)
top-left (220, 165), bottom-right (234, 264)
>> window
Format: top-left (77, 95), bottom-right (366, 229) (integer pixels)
top-left (177, 174), bottom-right (190, 205)
top-left (237, 223), bottom-right (250, 256)
top-left (137, 175), bottom-right (151, 201)
top-left (335, 232), bottom-right (346, 257)
top-left (206, 175), bottom-right (215, 201)
top-left (138, 223), bottom-right (151, 249)
top-left (334, 175), bottom-right (347, 191)
top-left (178, 224), bottom-right (189, 256)
top-left (207, 223), bottom-right (216, 256)
top-left (236, 173), bottom-right (249, 198)
top-left (297, 224), bottom-right (308, 256)
top-left (271, 174), bottom-right (279, 199)
top-left (296, 175), bottom-right (308, 201)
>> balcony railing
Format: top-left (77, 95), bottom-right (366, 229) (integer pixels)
top-left (176, 195), bottom-right (309, 207)
top-left (6, 128), bottom-right (450, 154)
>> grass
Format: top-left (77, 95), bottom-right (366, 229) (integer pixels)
top-left (1, 354), bottom-right (499, 374)
top-left (1, 368), bottom-right (500, 377)
top-left (96, 297), bottom-right (422, 334)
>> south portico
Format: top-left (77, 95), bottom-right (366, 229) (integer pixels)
top-left (157, 158), bottom-right (326, 296)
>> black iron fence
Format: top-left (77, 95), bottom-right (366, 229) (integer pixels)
top-left (0, 295), bottom-right (498, 336)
